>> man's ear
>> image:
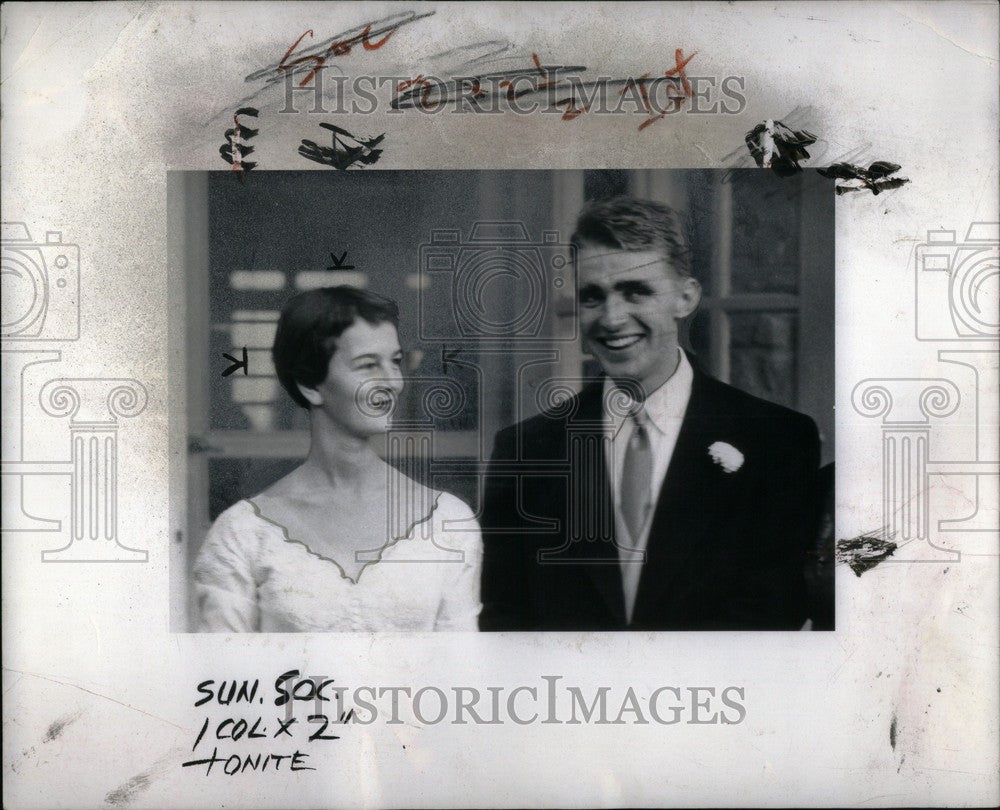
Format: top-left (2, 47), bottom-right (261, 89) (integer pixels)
top-left (673, 276), bottom-right (702, 319)
top-left (296, 382), bottom-right (323, 408)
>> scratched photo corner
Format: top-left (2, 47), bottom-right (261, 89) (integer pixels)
top-left (166, 167), bottom-right (835, 634)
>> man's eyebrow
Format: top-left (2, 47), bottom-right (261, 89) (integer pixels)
top-left (614, 279), bottom-right (655, 292)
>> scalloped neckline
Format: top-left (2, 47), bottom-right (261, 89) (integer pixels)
top-left (244, 494), bottom-right (441, 585)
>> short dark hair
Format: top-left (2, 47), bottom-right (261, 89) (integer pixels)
top-left (570, 196), bottom-right (692, 278)
top-left (272, 286), bottom-right (400, 409)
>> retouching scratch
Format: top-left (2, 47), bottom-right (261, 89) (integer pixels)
top-left (1, 5), bottom-right (102, 85)
top-left (692, 143), bottom-right (714, 162)
top-left (2, 667), bottom-right (185, 732)
top-left (894, 9), bottom-right (998, 64)
top-left (1, 16), bottom-right (42, 80)
top-left (889, 713), bottom-right (898, 750)
top-left (88, 2), bottom-right (150, 77)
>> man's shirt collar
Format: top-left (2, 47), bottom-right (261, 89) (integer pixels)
top-left (603, 349), bottom-right (694, 436)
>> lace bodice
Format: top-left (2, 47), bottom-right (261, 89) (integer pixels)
top-left (193, 492), bottom-right (482, 632)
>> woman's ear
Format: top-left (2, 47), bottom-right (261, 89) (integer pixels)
top-left (674, 276), bottom-right (702, 319)
top-left (296, 382), bottom-right (323, 408)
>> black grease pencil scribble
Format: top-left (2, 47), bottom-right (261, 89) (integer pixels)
top-left (43, 709), bottom-right (84, 743)
top-left (391, 54), bottom-right (588, 110)
top-left (427, 39), bottom-right (519, 73)
top-left (390, 49), bottom-right (699, 132)
top-left (836, 528), bottom-right (898, 576)
top-left (298, 124), bottom-right (384, 169)
top-left (744, 118), bottom-right (818, 176)
top-left (105, 772), bottom-right (155, 807)
top-left (205, 11), bottom-right (434, 127)
top-left (818, 161), bottom-right (911, 195)
top-left (219, 107), bottom-right (259, 175)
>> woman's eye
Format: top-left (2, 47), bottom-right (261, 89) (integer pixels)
top-left (392, 357), bottom-right (404, 367)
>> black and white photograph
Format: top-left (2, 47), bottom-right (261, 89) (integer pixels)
top-left (3, 2), bottom-right (996, 808)
top-left (170, 169), bottom-right (835, 632)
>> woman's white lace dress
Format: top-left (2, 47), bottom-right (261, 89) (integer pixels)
top-left (193, 492), bottom-right (482, 632)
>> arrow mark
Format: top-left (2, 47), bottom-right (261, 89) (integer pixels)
top-left (222, 347), bottom-right (249, 377)
top-left (328, 251), bottom-right (356, 270)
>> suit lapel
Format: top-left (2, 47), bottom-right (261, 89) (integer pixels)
top-left (565, 382), bottom-right (626, 624)
top-left (631, 367), bottom-right (733, 624)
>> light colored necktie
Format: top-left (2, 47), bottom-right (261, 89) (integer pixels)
top-left (619, 409), bottom-right (653, 543)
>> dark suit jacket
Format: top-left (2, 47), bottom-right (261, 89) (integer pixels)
top-left (479, 361), bottom-right (820, 631)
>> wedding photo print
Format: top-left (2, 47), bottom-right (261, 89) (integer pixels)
top-left (168, 168), bottom-right (835, 633)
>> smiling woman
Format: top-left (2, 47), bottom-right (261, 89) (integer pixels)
top-left (192, 286), bottom-right (483, 632)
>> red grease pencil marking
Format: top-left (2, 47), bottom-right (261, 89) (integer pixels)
top-left (279, 19), bottom-right (409, 87)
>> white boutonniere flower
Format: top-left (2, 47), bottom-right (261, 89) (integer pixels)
top-left (708, 441), bottom-right (744, 473)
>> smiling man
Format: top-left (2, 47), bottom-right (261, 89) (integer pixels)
top-left (479, 196), bottom-right (821, 631)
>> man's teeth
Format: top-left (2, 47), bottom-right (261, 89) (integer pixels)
top-left (601, 335), bottom-right (642, 349)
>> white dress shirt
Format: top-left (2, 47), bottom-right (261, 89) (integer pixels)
top-left (603, 349), bottom-right (694, 623)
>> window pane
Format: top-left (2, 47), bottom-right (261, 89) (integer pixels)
top-left (729, 312), bottom-right (798, 409)
top-left (584, 169), bottom-right (629, 200)
top-left (730, 172), bottom-right (801, 294)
